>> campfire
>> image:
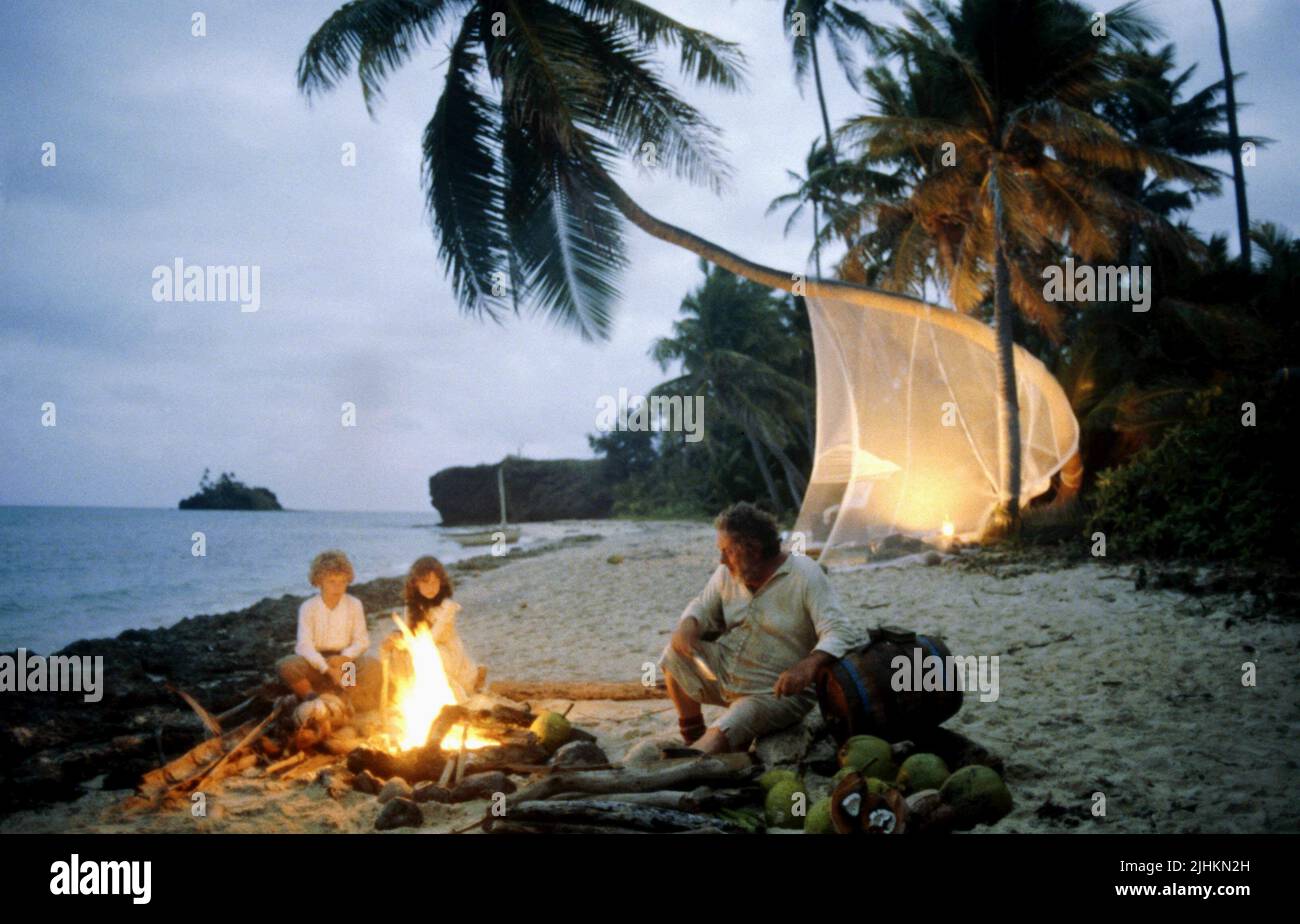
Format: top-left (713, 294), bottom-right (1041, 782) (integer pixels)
top-left (385, 615), bottom-right (496, 752)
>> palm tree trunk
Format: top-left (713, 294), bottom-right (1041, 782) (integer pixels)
top-left (743, 424), bottom-right (784, 510)
top-left (810, 38), bottom-right (837, 166)
top-left (770, 440), bottom-right (809, 508)
top-left (1211, 0), bottom-right (1251, 268)
top-left (596, 164), bottom-right (987, 342)
top-left (812, 199), bottom-right (823, 279)
top-left (988, 166), bottom-right (1022, 538)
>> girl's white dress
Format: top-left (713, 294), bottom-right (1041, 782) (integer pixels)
top-left (400, 600), bottom-right (480, 701)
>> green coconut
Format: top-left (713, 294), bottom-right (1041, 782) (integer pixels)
top-left (864, 777), bottom-right (897, 796)
top-left (764, 779), bottom-right (808, 830)
top-left (940, 765), bottom-right (1013, 828)
top-left (528, 711), bottom-right (572, 753)
top-left (838, 735), bottom-right (896, 780)
top-left (830, 766), bottom-right (857, 787)
top-left (759, 768), bottom-right (801, 792)
top-left (804, 796), bottom-right (834, 834)
top-left (897, 753), bottom-right (950, 794)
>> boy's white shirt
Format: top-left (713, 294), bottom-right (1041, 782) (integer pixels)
top-left (295, 593), bottom-right (369, 673)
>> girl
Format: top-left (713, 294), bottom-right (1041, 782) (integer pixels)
top-left (383, 556), bottom-right (485, 700)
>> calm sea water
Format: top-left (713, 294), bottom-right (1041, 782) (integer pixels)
top-left (0, 507), bottom-right (515, 654)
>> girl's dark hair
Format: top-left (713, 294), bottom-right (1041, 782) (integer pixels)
top-left (715, 501), bottom-right (781, 559)
top-left (404, 556), bottom-right (453, 627)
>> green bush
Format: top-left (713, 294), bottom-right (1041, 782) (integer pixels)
top-left (1086, 386), bottom-right (1297, 560)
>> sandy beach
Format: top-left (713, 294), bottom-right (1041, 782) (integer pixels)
top-left (3, 519), bottom-right (1296, 834)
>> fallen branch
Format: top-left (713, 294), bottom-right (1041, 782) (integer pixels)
top-left (548, 786), bottom-right (759, 812)
top-left (485, 820), bottom-right (645, 835)
top-left (507, 753), bottom-right (755, 807)
top-left (166, 684), bottom-right (223, 738)
top-left (488, 680), bottom-right (667, 701)
top-left (194, 700), bottom-right (285, 787)
top-left (266, 752), bottom-right (308, 776)
top-left (508, 799), bottom-right (745, 833)
top-left (1006, 633), bottom-right (1074, 654)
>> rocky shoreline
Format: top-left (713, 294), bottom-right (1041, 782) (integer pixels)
top-left (0, 535), bottom-right (601, 818)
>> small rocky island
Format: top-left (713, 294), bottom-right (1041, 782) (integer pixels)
top-left (179, 469), bottom-right (282, 511)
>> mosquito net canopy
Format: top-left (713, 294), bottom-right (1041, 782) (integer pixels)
top-left (792, 289), bottom-right (1079, 568)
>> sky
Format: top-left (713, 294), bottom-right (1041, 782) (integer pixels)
top-left (1, 0), bottom-right (1296, 512)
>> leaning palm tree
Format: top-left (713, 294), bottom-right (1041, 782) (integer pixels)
top-left (297, 0), bottom-right (967, 334)
top-left (781, 0), bottom-right (878, 163)
top-left (1209, 0), bottom-right (1251, 268)
top-left (835, 0), bottom-right (1214, 534)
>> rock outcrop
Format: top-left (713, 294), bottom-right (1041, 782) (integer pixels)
top-left (429, 457), bottom-right (614, 526)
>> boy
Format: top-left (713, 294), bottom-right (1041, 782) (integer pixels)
top-left (276, 550), bottom-right (381, 710)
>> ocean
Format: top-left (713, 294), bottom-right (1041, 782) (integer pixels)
top-left (0, 506), bottom-right (522, 654)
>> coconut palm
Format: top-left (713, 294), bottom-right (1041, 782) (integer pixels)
top-left (781, 0), bottom-right (879, 163)
top-left (835, 0), bottom-right (1215, 534)
top-left (1209, 0), bottom-right (1251, 268)
top-left (649, 261), bottom-right (811, 510)
top-left (298, 0), bottom-right (964, 330)
top-left (767, 140), bottom-right (836, 276)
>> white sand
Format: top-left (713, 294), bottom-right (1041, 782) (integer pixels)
top-left (5, 519), bottom-right (1296, 833)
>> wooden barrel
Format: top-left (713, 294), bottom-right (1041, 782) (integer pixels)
top-left (816, 626), bottom-right (963, 743)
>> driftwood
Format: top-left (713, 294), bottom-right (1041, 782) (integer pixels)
top-left (214, 696), bottom-right (258, 725)
top-left (488, 680), bottom-right (667, 701)
top-left (267, 752), bottom-right (308, 775)
top-left (485, 820), bottom-right (646, 835)
top-left (548, 786), bottom-right (761, 812)
top-left (192, 700), bottom-right (285, 788)
top-left (132, 716), bottom-right (259, 802)
top-left (507, 799), bottom-right (747, 833)
top-left (166, 683), bottom-right (223, 738)
top-left (507, 753), bottom-right (756, 807)
top-left (280, 753), bottom-right (338, 783)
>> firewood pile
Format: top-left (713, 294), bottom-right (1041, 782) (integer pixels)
top-left (122, 683), bottom-right (1013, 834)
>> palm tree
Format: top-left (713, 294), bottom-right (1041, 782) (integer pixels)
top-left (781, 0), bottom-right (877, 163)
top-left (767, 139), bottom-right (836, 276)
top-left (1209, 0), bottom-right (1251, 268)
top-left (835, 0), bottom-right (1214, 535)
top-left (650, 261), bottom-right (811, 510)
top-left (298, 0), bottom-right (980, 333)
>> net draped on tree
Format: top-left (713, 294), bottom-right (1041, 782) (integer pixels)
top-left (792, 290), bottom-right (1079, 567)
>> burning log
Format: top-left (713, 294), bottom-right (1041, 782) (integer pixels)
top-left (504, 800), bottom-right (748, 834)
top-left (487, 680), bottom-right (667, 702)
top-left (346, 704), bottom-right (467, 783)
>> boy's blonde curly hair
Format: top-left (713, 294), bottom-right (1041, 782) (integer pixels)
top-left (308, 549), bottom-right (354, 587)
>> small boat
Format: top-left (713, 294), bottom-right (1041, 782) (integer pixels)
top-left (445, 463), bottom-right (520, 547)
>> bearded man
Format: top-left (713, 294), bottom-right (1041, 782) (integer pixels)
top-left (660, 502), bottom-right (857, 753)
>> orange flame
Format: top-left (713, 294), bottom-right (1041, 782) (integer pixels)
top-left (389, 615), bottom-right (495, 751)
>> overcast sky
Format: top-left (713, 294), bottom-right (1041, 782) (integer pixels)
top-left (1, 0), bottom-right (1296, 512)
